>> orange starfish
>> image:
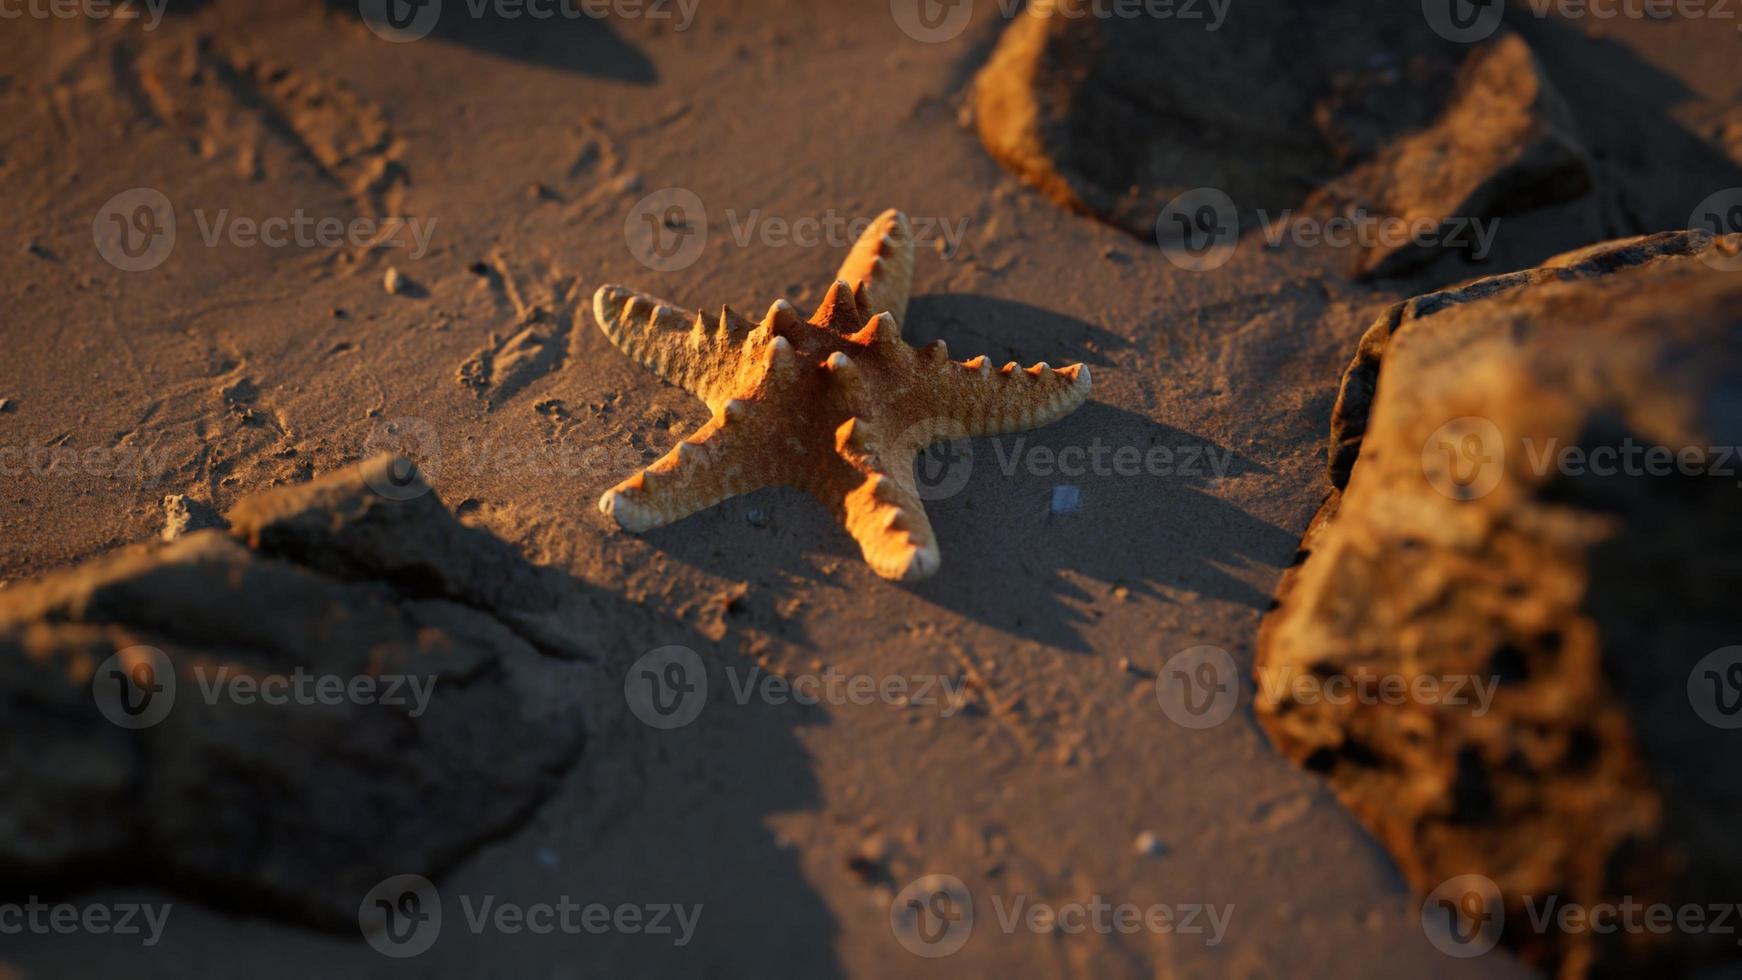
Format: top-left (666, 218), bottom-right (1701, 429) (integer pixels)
top-left (593, 209), bottom-right (1093, 581)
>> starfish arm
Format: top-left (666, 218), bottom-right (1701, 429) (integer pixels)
top-left (910, 348), bottom-right (1093, 439)
top-left (594, 284), bottom-right (755, 404)
top-left (814, 418), bottom-right (942, 582)
top-left (832, 210), bottom-right (914, 327)
top-left (598, 399), bottom-right (779, 533)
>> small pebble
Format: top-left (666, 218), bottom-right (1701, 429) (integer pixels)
top-left (1134, 831), bottom-right (1166, 857)
top-left (383, 267), bottom-right (409, 295)
top-left (161, 494), bottom-right (227, 542)
top-left (0, 398), bottom-right (12, 413)
top-left (745, 507), bottom-right (769, 527)
top-left (1049, 484), bottom-right (1081, 515)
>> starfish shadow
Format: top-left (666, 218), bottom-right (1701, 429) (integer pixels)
top-left (905, 293), bottom-right (1128, 370)
top-left (900, 399), bottom-right (1292, 652)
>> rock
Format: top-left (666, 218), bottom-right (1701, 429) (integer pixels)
top-left (160, 493), bottom-right (227, 541)
top-left (1257, 230), bottom-right (1742, 976)
top-left (971, 8), bottom-right (1589, 277)
top-left (0, 454), bottom-right (590, 926)
top-left (0, 398), bottom-right (11, 412)
top-left (383, 266), bottom-right (409, 295)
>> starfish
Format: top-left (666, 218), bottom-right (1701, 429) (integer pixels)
top-left (592, 209), bottom-right (1093, 581)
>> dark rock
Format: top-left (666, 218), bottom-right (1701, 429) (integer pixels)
top-left (971, 7), bottom-right (1590, 277)
top-left (0, 455), bottom-right (589, 926)
top-left (1258, 230), bottom-right (1742, 976)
